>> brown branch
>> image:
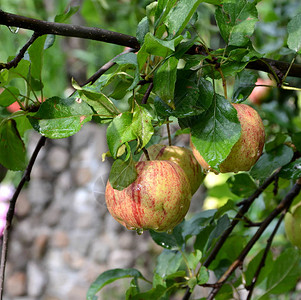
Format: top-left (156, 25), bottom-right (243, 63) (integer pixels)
top-left (1, 10), bottom-right (301, 79)
top-left (207, 180), bottom-right (301, 300)
top-left (0, 31), bottom-right (41, 71)
top-left (141, 82), bottom-right (154, 105)
top-left (0, 135), bottom-right (47, 299)
top-left (246, 213), bottom-right (284, 300)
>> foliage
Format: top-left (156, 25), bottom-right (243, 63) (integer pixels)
top-left (1, 0), bottom-right (301, 299)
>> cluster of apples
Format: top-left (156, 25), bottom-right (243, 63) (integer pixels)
top-left (105, 103), bottom-right (266, 233)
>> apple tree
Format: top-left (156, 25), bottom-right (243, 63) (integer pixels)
top-left (1, 0), bottom-right (301, 299)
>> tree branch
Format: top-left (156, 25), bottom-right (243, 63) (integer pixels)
top-left (0, 135), bottom-right (46, 300)
top-left (207, 179), bottom-right (301, 300)
top-left (1, 10), bottom-right (301, 79)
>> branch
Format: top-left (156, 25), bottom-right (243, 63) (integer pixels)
top-left (1, 10), bottom-right (301, 79)
top-left (0, 10), bottom-right (140, 50)
top-left (0, 135), bottom-right (46, 300)
top-left (207, 179), bottom-right (301, 300)
top-left (0, 32), bottom-right (41, 71)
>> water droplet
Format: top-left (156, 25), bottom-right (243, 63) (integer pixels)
top-left (8, 26), bottom-right (19, 34)
top-left (166, 229), bottom-right (173, 234)
top-left (136, 228), bottom-right (144, 235)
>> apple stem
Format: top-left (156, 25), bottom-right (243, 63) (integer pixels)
top-left (142, 148), bottom-right (150, 161)
top-left (166, 119), bottom-right (172, 146)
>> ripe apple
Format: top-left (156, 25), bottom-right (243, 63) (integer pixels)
top-left (285, 202), bottom-right (301, 249)
top-left (105, 160), bottom-right (191, 232)
top-left (140, 144), bottom-right (205, 195)
top-left (249, 78), bottom-right (273, 105)
top-left (191, 103), bottom-right (265, 173)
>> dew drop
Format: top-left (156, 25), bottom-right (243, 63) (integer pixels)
top-left (166, 229), bottom-right (173, 234)
top-left (8, 26), bottom-right (19, 34)
top-left (136, 228), bottom-right (144, 235)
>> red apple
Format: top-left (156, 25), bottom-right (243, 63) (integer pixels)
top-left (249, 78), bottom-right (273, 105)
top-left (285, 202), bottom-right (301, 249)
top-left (140, 144), bottom-right (205, 195)
top-left (191, 103), bottom-right (265, 173)
top-left (105, 160), bottom-right (192, 232)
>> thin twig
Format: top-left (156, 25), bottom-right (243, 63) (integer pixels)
top-left (141, 82), bottom-right (153, 105)
top-left (142, 148), bottom-right (150, 161)
top-left (0, 135), bottom-right (46, 299)
top-left (207, 180), bottom-right (301, 300)
top-left (246, 213), bottom-right (284, 300)
top-left (0, 31), bottom-right (41, 71)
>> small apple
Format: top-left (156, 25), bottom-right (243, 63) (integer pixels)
top-left (191, 103), bottom-right (265, 173)
top-left (105, 160), bottom-right (191, 232)
top-left (140, 144), bottom-right (205, 195)
top-left (285, 202), bottom-right (301, 249)
top-left (249, 78), bottom-right (273, 105)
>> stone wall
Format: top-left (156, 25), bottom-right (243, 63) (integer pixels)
top-left (3, 123), bottom-right (205, 300)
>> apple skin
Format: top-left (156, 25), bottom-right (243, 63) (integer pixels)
top-left (140, 144), bottom-right (205, 195)
top-left (285, 203), bottom-right (301, 249)
top-left (105, 160), bottom-right (192, 232)
top-left (249, 78), bottom-right (273, 105)
top-left (191, 103), bottom-right (265, 173)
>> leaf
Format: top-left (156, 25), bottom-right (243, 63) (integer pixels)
top-left (109, 158), bottom-right (137, 191)
top-left (28, 35), bottom-right (46, 80)
top-left (250, 145), bottom-right (294, 181)
top-left (197, 266), bottom-right (209, 285)
top-left (191, 95), bottom-right (241, 171)
top-left (279, 158), bottom-right (301, 180)
top-left (259, 248), bottom-right (301, 298)
top-left (153, 56), bottom-right (178, 108)
top-left (292, 132), bottom-right (301, 153)
top-left (164, 0), bottom-right (203, 38)
top-left (54, 6), bottom-right (80, 23)
top-left (130, 285), bottom-right (167, 300)
top-left (106, 112), bottom-right (136, 158)
top-left (287, 12), bottom-right (301, 53)
top-left (137, 16), bottom-right (149, 45)
top-left (227, 173), bottom-right (257, 197)
top-left (186, 250), bottom-right (202, 270)
top-left (149, 224), bottom-right (185, 249)
top-left (215, 0), bottom-right (258, 46)
top-left (86, 268), bottom-right (146, 300)
top-left (0, 119), bottom-right (27, 170)
top-left (28, 97), bottom-right (93, 139)
top-left (232, 70), bottom-right (258, 102)
top-left (132, 105), bottom-right (154, 152)
top-left (0, 87), bottom-right (20, 107)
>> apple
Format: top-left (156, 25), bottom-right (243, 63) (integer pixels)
top-left (249, 78), bottom-right (273, 105)
top-left (140, 144), bottom-right (205, 195)
top-left (105, 160), bottom-right (191, 232)
top-left (191, 103), bottom-right (265, 173)
top-left (285, 202), bottom-right (301, 249)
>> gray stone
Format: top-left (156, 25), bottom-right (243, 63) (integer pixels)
top-left (28, 180), bottom-right (52, 213)
top-left (108, 249), bottom-right (134, 269)
top-left (27, 262), bottom-right (47, 297)
top-left (5, 271), bottom-right (27, 297)
top-left (46, 147), bottom-right (70, 173)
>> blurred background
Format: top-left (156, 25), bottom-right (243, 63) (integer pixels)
top-left (0, 0), bottom-right (301, 299)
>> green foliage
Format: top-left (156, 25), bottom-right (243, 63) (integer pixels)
top-left (1, 0), bottom-right (301, 299)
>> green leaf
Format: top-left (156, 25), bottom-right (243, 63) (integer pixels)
top-left (259, 248), bottom-right (301, 298)
top-left (279, 158), bottom-right (301, 180)
top-left (250, 145), bottom-right (294, 181)
top-left (109, 158), bottom-right (137, 191)
top-left (154, 250), bottom-right (183, 280)
top-left (287, 12), bottom-right (301, 53)
top-left (125, 278), bottom-right (140, 299)
top-left (137, 16), bottom-right (149, 45)
top-left (164, 0), bottom-right (203, 38)
top-left (227, 173), bottom-right (257, 197)
top-left (149, 224), bottom-right (185, 249)
top-left (106, 112), bottom-right (136, 158)
top-left (186, 250), bottom-right (202, 270)
top-left (215, 0), bottom-right (258, 46)
top-left (87, 268), bottom-right (146, 300)
top-left (0, 119), bottom-right (26, 170)
top-left (232, 70), bottom-right (258, 102)
top-left (131, 285), bottom-right (167, 300)
top-left (28, 35), bottom-right (46, 80)
top-left (28, 97), bottom-right (93, 139)
top-left (191, 95), bottom-right (241, 171)
top-left (244, 249), bottom-right (273, 287)
top-left (0, 87), bottom-right (20, 107)
top-left (54, 6), bottom-right (80, 23)
top-left (132, 105), bottom-right (154, 152)
top-left (197, 266), bottom-right (209, 285)
top-left (292, 132), bottom-right (301, 153)
top-left (153, 56), bottom-right (178, 108)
